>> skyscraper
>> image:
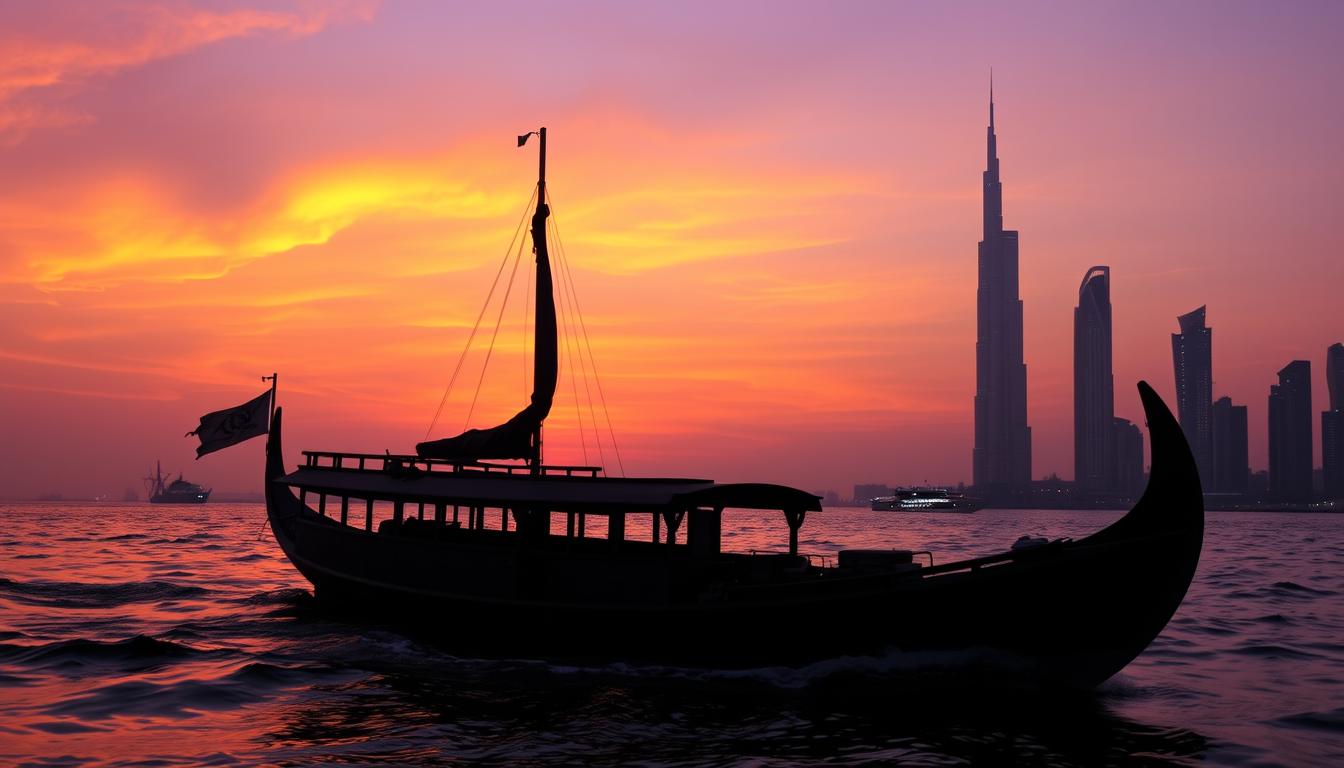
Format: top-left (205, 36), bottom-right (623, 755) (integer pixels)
top-left (1111, 417), bottom-right (1145, 499)
top-left (1328, 343), bottom-right (1344, 412)
top-left (1323, 342), bottom-right (1344, 499)
top-left (973, 81), bottom-right (1031, 495)
top-left (1171, 307), bottom-right (1213, 485)
top-left (1074, 266), bottom-right (1113, 493)
top-left (1323, 410), bottom-right (1342, 500)
top-left (1269, 360), bottom-right (1312, 503)
top-left (1212, 396), bottom-right (1249, 494)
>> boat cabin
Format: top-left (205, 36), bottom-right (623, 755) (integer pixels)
top-left (281, 450), bottom-right (822, 560)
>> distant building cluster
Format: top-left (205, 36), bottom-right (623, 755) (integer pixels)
top-left (966, 85), bottom-right (1341, 508)
top-left (854, 86), bottom-right (1339, 509)
top-left (1169, 315), bottom-right (1339, 504)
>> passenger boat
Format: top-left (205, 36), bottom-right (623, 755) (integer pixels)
top-left (146, 460), bottom-right (210, 503)
top-left (262, 128), bottom-right (1203, 687)
top-left (871, 487), bottom-right (979, 512)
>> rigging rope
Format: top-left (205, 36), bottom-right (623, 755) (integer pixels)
top-left (550, 214), bottom-right (606, 472)
top-left (555, 256), bottom-right (589, 466)
top-left (546, 187), bottom-right (627, 476)
top-left (424, 186), bottom-right (536, 439)
top-left (463, 208), bottom-right (529, 430)
top-left (522, 249), bottom-right (531, 401)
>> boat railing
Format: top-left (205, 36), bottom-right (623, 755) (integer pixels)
top-left (299, 450), bottom-right (602, 478)
top-left (802, 553), bottom-right (832, 569)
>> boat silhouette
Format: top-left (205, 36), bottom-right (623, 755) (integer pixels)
top-left (146, 460), bottom-right (211, 504)
top-left (262, 128), bottom-right (1203, 687)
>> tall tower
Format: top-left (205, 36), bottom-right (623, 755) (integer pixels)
top-left (1269, 360), bottom-right (1313, 503)
top-left (973, 79), bottom-right (1032, 496)
top-left (1321, 342), bottom-right (1343, 499)
top-left (1328, 342), bottom-right (1344, 412)
top-left (1212, 395), bottom-right (1249, 493)
top-left (1074, 266), bottom-right (1113, 494)
top-left (1171, 306), bottom-right (1213, 485)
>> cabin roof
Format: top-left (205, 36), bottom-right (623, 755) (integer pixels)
top-left (277, 466), bottom-right (821, 514)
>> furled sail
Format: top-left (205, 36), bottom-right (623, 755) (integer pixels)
top-left (417, 129), bottom-right (557, 464)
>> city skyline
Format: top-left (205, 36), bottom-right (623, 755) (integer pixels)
top-left (2, 2), bottom-right (1343, 499)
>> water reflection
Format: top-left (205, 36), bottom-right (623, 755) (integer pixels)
top-left (262, 657), bottom-right (1210, 766)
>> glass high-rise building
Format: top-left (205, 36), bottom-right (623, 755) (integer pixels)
top-left (1074, 267), bottom-right (1113, 493)
top-left (1328, 343), bottom-right (1343, 412)
top-left (1212, 396), bottom-right (1249, 494)
top-left (973, 82), bottom-right (1031, 496)
top-left (1171, 307), bottom-right (1213, 485)
top-left (1111, 417), bottom-right (1145, 499)
top-left (1323, 343), bottom-right (1343, 500)
top-left (1269, 360), bottom-right (1313, 503)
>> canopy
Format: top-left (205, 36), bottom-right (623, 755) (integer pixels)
top-left (278, 467), bottom-right (820, 516)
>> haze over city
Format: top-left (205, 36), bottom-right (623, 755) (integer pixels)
top-left (2, 0), bottom-right (1341, 499)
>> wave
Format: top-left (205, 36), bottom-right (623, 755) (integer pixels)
top-left (43, 661), bottom-right (342, 720)
top-left (457, 645), bottom-right (1053, 692)
top-left (1270, 580), bottom-right (1337, 596)
top-left (1227, 581), bottom-right (1338, 601)
top-left (241, 588), bottom-right (312, 606)
top-left (152, 533), bottom-right (220, 545)
top-left (1231, 643), bottom-right (1322, 660)
top-left (0, 577), bottom-right (208, 609)
top-left (1276, 707), bottom-right (1344, 733)
top-left (0, 634), bottom-right (210, 670)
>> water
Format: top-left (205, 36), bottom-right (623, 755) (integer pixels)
top-left (1, 502), bottom-right (1341, 766)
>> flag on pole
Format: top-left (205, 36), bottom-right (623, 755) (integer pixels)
top-left (186, 390), bottom-right (272, 458)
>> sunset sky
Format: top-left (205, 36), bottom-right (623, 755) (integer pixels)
top-left (2, 0), bottom-right (1341, 499)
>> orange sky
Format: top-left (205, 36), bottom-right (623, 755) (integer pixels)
top-left (2, 1), bottom-right (1342, 499)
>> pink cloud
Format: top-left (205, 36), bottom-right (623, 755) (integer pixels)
top-left (0, 0), bottom-right (376, 143)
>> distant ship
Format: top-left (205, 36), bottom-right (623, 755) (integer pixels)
top-left (871, 488), bottom-right (979, 513)
top-left (145, 461), bottom-right (210, 504)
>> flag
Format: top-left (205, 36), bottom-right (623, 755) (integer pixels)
top-left (187, 390), bottom-right (272, 458)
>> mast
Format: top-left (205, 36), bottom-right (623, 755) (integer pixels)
top-left (414, 128), bottom-right (557, 467)
top-left (527, 127), bottom-right (557, 471)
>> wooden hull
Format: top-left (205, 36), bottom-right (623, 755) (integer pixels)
top-left (264, 383), bottom-right (1202, 688)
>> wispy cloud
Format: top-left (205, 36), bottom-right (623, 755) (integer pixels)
top-left (0, 0), bottom-right (377, 143)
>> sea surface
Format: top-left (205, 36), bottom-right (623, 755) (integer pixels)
top-left (1, 502), bottom-right (1341, 767)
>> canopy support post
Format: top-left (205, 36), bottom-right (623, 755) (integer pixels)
top-left (783, 509), bottom-right (806, 555)
top-left (661, 509), bottom-right (685, 545)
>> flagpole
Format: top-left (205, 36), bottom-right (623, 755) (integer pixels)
top-left (262, 372), bottom-right (278, 427)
